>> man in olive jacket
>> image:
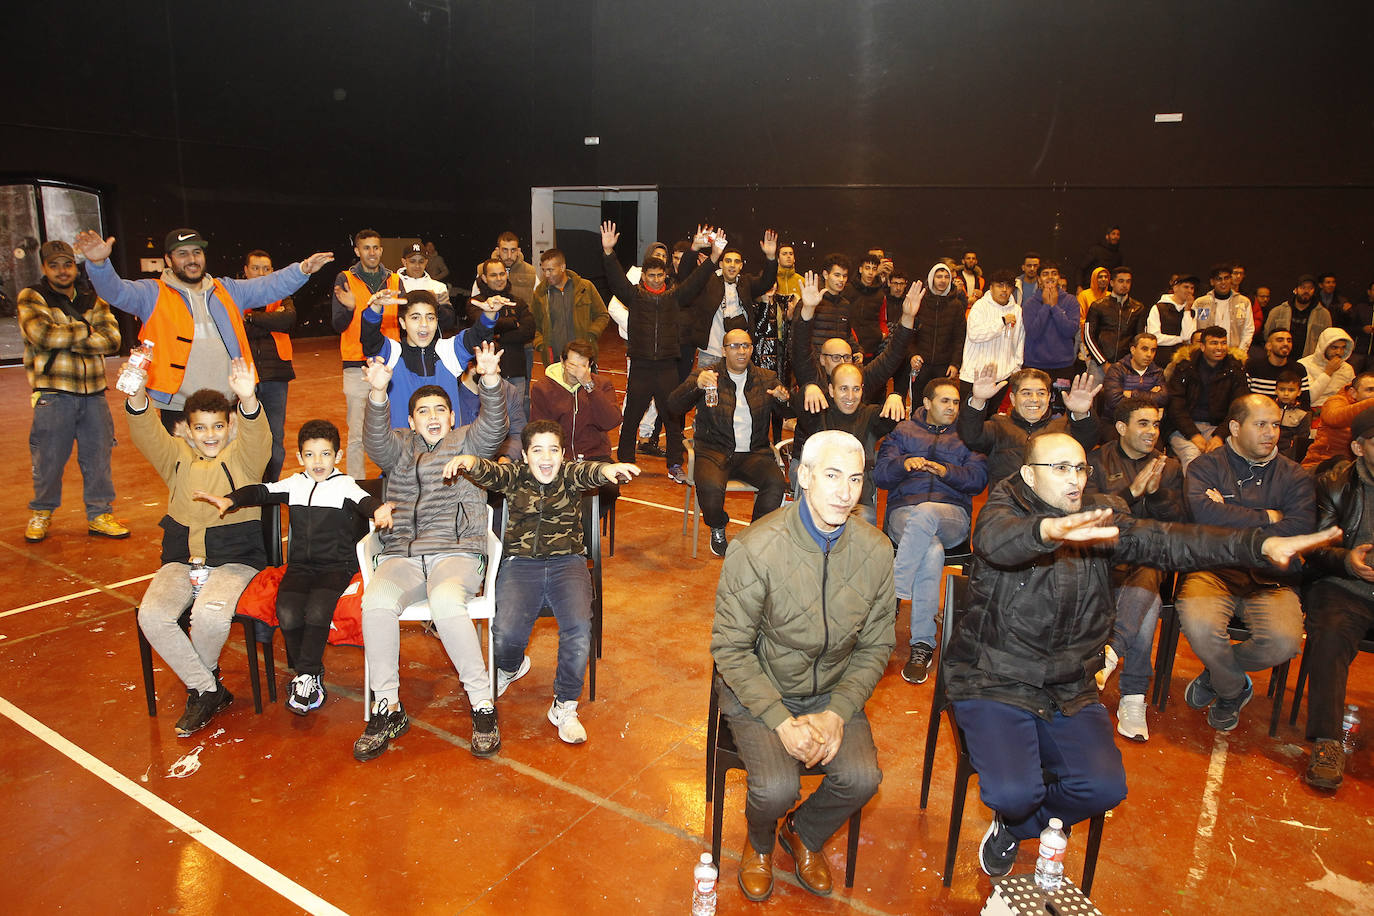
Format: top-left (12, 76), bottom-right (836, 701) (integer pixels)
top-left (949, 432), bottom-right (1338, 879)
top-left (711, 431), bottom-right (894, 902)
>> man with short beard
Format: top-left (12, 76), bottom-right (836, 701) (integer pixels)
top-left (874, 379), bottom-right (987, 686)
top-left (1085, 267), bottom-right (1147, 379)
top-left (959, 250), bottom-right (985, 300)
top-left (1165, 325), bottom-right (1249, 470)
top-left (957, 367), bottom-right (1100, 485)
top-left (1021, 261), bottom-right (1079, 387)
top-left (333, 229), bottom-right (401, 477)
top-left (1245, 328), bottom-right (1307, 400)
top-left (1264, 275), bottom-right (1332, 359)
top-left (1079, 225), bottom-right (1123, 290)
top-left (680, 227), bottom-right (779, 367)
top-left (18, 240), bottom-right (127, 542)
top-left (76, 228), bottom-right (332, 430)
top-left (470, 257), bottom-right (535, 399)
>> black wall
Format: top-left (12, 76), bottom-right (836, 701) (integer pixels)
top-left (5, 0), bottom-right (1371, 324)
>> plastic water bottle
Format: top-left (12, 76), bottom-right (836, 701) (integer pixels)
top-left (1342, 705), bottom-right (1361, 754)
top-left (703, 383), bottom-right (719, 407)
top-left (188, 557), bottom-right (210, 600)
top-left (1033, 817), bottom-right (1067, 891)
top-left (691, 852), bottom-right (717, 916)
top-left (116, 339), bottom-right (155, 395)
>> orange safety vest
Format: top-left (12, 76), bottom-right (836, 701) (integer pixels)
top-left (140, 279), bottom-right (255, 397)
top-left (260, 299), bottom-right (294, 362)
top-left (340, 271), bottom-right (401, 362)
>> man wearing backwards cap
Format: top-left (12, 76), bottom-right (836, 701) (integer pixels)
top-left (17, 240), bottom-right (128, 542)
top-left (74, 228), bottom-right (334, 427)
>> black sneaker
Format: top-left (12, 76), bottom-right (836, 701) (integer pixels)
top-left (470, 703), bottom-right (501, 757)
top-left (638, 439), bottom-right (665, 458)
top-left (1207, 675), bottom-right (1253, 731)
top-left (979, 814), bottom-right (1019, 877)
top-left (175, 685), bottom-right (234, 737)
top-left (902, 643), bottom-right (935, 684)
top-left (353, 698), bottom-right (410, 762)
top-left (1305, 738), bottom-right (1346, 790)
top-left (1184, 668), bottom-right (1218, 709)
top-left (667, 464), bottom-right (686, 485)
top-left (710, 527), bottom-right (728, 557)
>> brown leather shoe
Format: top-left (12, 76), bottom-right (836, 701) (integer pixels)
top-left (778, 812), bottom-right (832, 896)
top-left (737, 838), bottom-right (774, 901)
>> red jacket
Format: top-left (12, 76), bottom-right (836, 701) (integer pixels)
top-left (530, 365), bottom-right (622, 458)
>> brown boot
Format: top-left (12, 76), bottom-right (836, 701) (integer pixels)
top-left (778, 811), bottom-right (832, 896)
top-left (737, 838), bottom-right (774, 901)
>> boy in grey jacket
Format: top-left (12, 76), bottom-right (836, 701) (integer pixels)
top-left (353, 342), bottom-right (508, 762)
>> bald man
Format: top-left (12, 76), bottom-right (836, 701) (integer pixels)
top-left (944, 431), bottom-right (1338, 879)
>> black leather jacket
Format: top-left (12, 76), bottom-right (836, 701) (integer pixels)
top-left (1308, 460), bottom-right (1365, 579)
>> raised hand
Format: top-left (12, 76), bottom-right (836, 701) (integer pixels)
top-left (364, 356), bottom-right (393, 392)
top-left (1040, 508), bottom-right (1120, 544)
top-left (803, 383), bottom-right (828, 412)
top-left (600, 220), bottom-right (619, 255)
top-left (799, 271), bottom-right (823, 319)
top-left (602, 463), bottom-right (641, 484)
top-left (335, 283), bottom-right (356, 310)
top-left (710, 230), bottom-right (728, 260)
top-left (300, 252), bottom-right (335, 275)
top-left (74, 230), bottom-right (114, 263)
top-left (1129, 455), bottom-right (1167, 498)
top-left (372, 502), bottom-right (395, 530)
top-left (442, 455), bottom-right (477, 480)
top-left (760, 229), bottom-right (778, 260)
top-left (970, 363), bottom-right (1001, 402)
top-left (881, 393), bottom-right (907, 421)
top-left (473, 341), bottom-right (504, 380)
top-left (192, 490), bottom-right (233, 517)
top-left (1062, 372), bottom-right (1103, 416)
top-left (368, 288), bottom-right (406, 313)
top-left (692, 225), bottom-right (714, 249)
top-left (227, 357), bottom-right (257, 406)
top-left (1262, 526), bottom-right (1342, 569)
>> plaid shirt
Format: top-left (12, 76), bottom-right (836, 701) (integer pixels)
top-left (18, 280), bottom-right (121, 394)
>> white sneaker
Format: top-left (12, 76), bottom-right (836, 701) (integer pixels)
top-left (1095, 645), bottom-right (1119, 691)
top-left (496, 655), bottom-right (531, 697)
top-left (1117, 694), bottom-right (1149, 742)
top-left (548, 699), bottom-right (587, 744)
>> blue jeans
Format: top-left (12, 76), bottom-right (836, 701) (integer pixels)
top-left (888, 502), bottom-right (970, 646)
top-left (257, 380), bottom-right (290, 482)
top-left (29, 390), bottom-right (116, 519)
top-left (494, 555), bottom-right (592, 702)
top-left (1177, 569), bottom-right (1302, 700)
top-left (1110, 566), bottom-right (1164, 697)
top-left (952, 699), bottom-right (1127, 842)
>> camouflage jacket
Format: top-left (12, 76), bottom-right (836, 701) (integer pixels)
top-left (465, 458), bottom-right (611, 558)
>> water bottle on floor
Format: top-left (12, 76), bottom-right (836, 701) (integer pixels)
top-left (1342, 705), bottom-right (1361, 754)
top-left (691, 852), bottom-right (717, 915)
top-left (1034, 817), bottom-right (1067, 891)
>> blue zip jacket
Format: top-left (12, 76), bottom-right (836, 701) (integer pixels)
top-left (874, 408), bottom-right (988, 524)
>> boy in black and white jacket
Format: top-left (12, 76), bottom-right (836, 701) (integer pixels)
top-left (196, 419), bottom-right (391, 715)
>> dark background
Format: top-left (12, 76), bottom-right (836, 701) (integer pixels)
top-left (5, 0), bottom-right (1371, 332)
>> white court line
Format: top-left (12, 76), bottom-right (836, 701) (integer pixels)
top-left (0, 696), bottom-right (349, 916)
top-left (1185, 732), bottom-right (1229, 891)
top-left (0, 573), bottom-right (155, 620)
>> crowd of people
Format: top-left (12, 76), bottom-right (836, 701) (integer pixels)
top-left (12, 220), bottom-right (1371, 901)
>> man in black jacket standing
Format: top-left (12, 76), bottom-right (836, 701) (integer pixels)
top-left (1303, 410), bottom-right (1374, 789)
top-left (679, 226), bottom-right (778, 370)
top-left (668, 328), bottom-right (792, 557)
top-left (602, 221), bottom-right (720, 472)
top-left (950, 431), bottom-right (1336, 878)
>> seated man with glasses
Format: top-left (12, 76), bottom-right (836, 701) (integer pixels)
top-left (948, 430), bottom-right (1336, 879)
top-left (667, 328), bottom-right (792, 557)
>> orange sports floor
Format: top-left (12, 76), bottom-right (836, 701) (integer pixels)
top-left (1, 335), bottom-right (1370, 915)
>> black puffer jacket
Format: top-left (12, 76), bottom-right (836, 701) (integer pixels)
top-left (945, 476), bottom-right (1269, 719)
top-left (957, 404), bottom-right (1100, 487)
top-left (807, 290), bottom-right (856, 350)
top-left (605, 251), bottom-right (716, 360)
top-left (845, 280), bottom-right (887, 356)
top-left (907, 289), bottom-right (967, 373)
top-left (1166, 351), bottom-right (1249, 439)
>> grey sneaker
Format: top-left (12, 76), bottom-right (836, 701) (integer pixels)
top-left (1206, 675), bottom-right (1254, 731)
top-left (1305, 738), bottom-right (1346, 790)
top-left (496, 655), bottom-right (531, 698)
top-left (667, 464), bottom-right (686, 484)
top-left (1116, 694), bottom-right (1149, 742)
top-left (902, 643), bottom-right (935, 685)
top-left (979, 813), bottom-right (1019, 877)
top-left (548, 699), bottom-right (588, 744)
top-left (1184, 668), bottom-right (1218, 709)
top-left (353, 698), bottom-right (409, 762)
top-left (470, 702), bottom-right (501, 757)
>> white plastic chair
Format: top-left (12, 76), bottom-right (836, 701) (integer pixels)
top-left (357, 505), bottom-right (501, 720)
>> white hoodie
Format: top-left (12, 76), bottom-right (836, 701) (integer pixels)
top-left (1299, 326), bottom-right (1355, 408)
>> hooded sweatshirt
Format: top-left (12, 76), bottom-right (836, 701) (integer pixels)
top-left (907, 263), bottom-right (967, 373)
top-left (1299, 326), bottom-right (1356, 409)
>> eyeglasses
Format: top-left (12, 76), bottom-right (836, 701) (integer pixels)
top-left (1027, 462), bottom-right (1089, 478)
top-left (820, 352), bottom-right (853, 362)
top-left (724, 342), bottom-right (754, 351)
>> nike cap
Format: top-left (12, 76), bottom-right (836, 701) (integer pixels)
top-left (164, 228), bottom-right (209, 254)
